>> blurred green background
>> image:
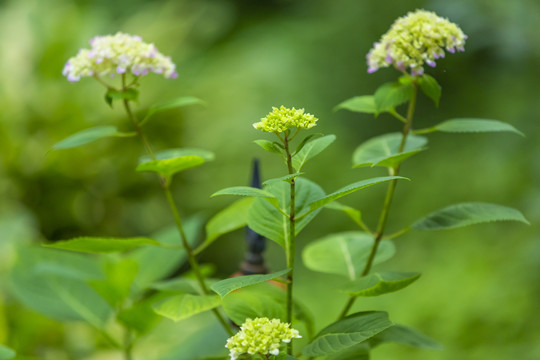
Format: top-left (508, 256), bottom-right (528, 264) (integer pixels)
top-left (1, 0), bottom-right (539, 359)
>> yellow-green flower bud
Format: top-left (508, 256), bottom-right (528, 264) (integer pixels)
top-left (225, 317), bottom-right (301, 360)
top-left (253, 106), bottom-right (318, 133)
top-left (367, 9), bottom-right (467, 75)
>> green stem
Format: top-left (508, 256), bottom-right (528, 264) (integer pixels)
top-left (123, 328), bottom-right (133, 360)
top-left (283, 133), bottom-right (296, 355)
top-left (121, 86), bottom-right (233, 337)
top-left (338, 79), bottom-right (419, 318)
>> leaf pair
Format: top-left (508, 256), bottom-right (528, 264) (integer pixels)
top-left (53, 96), bottom-right (205, 150)
top-left (255, 134), bottom-right (336, 172)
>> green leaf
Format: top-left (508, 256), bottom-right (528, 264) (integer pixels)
top-left (334, 96), bottom-right (377, 114)
top-left (210, 269), bottom-right (291, 298)
top-left (419, 74), bottom-right (441, 107)
top-left (370, 324), bottom-right (442, 350)
top-left (374, 82), bottom-right (414, 113)
top-left (43, 236), bottom-right (162, 254)
top-left (293, 133), bottom-right (321, 155)
top-left (117, 294), bottom-right (163, 335)
top-left (222, 283), bottom-right (285, 325)
top-left (262, 173), bottom-right (304, 186)
top-left (325, 343), bottom-right (370, 360)
top-left (434, 119), bottom-right (524, 136)
top-left (140, 148), bottom-right (215, 163)
top-left (153, 294), bottom-right (221, 322)
top-left (292, 134), bottom-right (336, 171)
top-left (129, 215), bottom-right (204, 291)
top-left (88, 258), bottom-right (138, 308)
top-left (343, 272), bottom-right (421, 297)
top-left (9, 247), bottom-right (113, 328)
top-left (247, 178), bottom-right (325, 248)
top-left (352, 133), bottom-right (428, 168)
top-left (302, 311), bottom-right (393, 357)
top-left (412, 202), bottom-right (529, 231)
top-left (141, 96), bottom-right (206, 125)
top-left (105, 88), bottom-right (139, 107)
top-left (302, 232), bottom-right (395, 280)
top-left (137, 156), bottom-right (206, 182)
top-left (194, 198), bottom-right (254, 255)
top-left (52, 126), bottom-right (135, 150)
top-left (324, 202), bottom-right (363, 228)
top-left (301, 176), bottom-right (407, 216)
top-left (0, 345), bottom-right (15, 360)
top-left (211, 186), bottom-right (276, 199)
top-left (254, 140), bottom-right (283, 155)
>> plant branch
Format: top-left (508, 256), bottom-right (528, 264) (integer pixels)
top-left (338, 79), bottom-right (419, 318)
top-left (120, 81), bottom-right (233, 336)
top-left (283, 133), bottom-right (296, 355)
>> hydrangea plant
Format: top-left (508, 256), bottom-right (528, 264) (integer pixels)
top-left (5, 9), bottom-right (528, 360)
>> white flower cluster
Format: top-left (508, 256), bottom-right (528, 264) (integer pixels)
top-left (367, 9), bottom-right (467, 75)
top-left (226, 318), bottom-right (301, 360)
top-left (63, 32), bottom-right (177, 82)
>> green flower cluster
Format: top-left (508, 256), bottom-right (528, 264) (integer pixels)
top-left (367, 9), bottom-right (467, 75)
top-left (253, 106), bottom-right (318, 133)
top-left (225, 318), bottom-right (301, 360)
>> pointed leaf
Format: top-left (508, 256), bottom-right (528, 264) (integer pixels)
top-left (302, 176), bottom-right (407, 216)
top-left (43, 237), bottom-right (162, 254)
top-left (10, 247), bottom-right (113, 328)
top-left (0, 345), bottom-right (15, 360)
top-left (419, 74), bottom-right (441, 107)
top-left (370, 324), bottom-right (442, 350)
top-left (247, 178), bottom-right (325, 248)
top-left (412, 202), bottom-right (529, 231)
top-left (141, 96), bottom-right (206, 124)
top-left (139, 148), bottom-right (215, 163)
top-left (324, 202), bottom-right (363, 228)
top-left (88, 258), bottom-right (138, 308)
top-left (128, 215), bottom-right (203, 290)
top-left (292, 135), bottom-right (336, 171)
top-left (263, 173), bottom-right (304, 186)
top-left (343, 272), bottom-right (421, 297)
top-left (302, 312), bottom-right (393, 357)
top-left (303, 232), bottom-right (395, 280)
top-left (211, 186), bottom-right (275, 199)
top-left (334, 96), bottom-right (377, 114)
top-left (211, 269), bottom-right (291, 298)
top-left (222, 283), bottom-right (286, 325)
top-left (325, 343), bottom-right (370, 360)
top-left (353, 133), bottom-right (428, 168)
top-left (374, 82), bottom-right (414, 112)
top-left (136, 155), bottom-right (205, 181)
top-left (152, 294), bottom-right (221, 322)
top-left (53, 126), bottom-right (135, 150)
top-left (194, 198), bottom-right (254, 255)
top-left (254, 140), bottom-right (283, 155)
top-left (294, 134), bottom-right (321, 155)
top-left (434, 119), bottom-right (524, 136)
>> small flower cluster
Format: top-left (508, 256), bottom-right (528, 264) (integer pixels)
top-left (225, 318), bottom-right (301, 360)
top-left (63, 32), bottom-right (177, 82)
top-left (366, 9), bottom-right (467, 75)
top-left (253, 106), bottom-right (318, 133)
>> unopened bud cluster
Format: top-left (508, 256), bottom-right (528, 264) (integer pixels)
top-left (253, 106), bottom-right (318, 133)
top-left (225, 318), bottom-right (301, 360)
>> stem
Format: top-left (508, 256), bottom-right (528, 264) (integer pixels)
top-left (123, 328), bottom-right (133, 360)
top-left (283, 133), bottom-right (296, 355)
top-left (120, 84), bottom-right (233, 337)
top-left (338, 79), bottom-right (419, 318)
